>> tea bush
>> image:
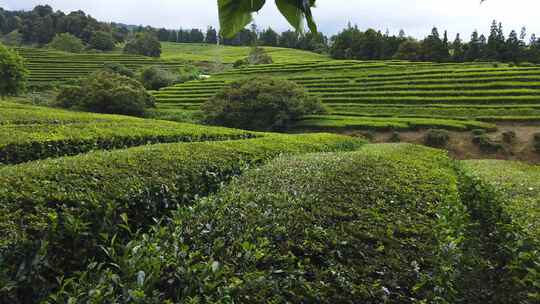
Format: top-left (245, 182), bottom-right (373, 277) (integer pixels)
top-left (46, 144), bottom-right (470, 304)
top-left (0, 133), bottom-right (363, 303)
top-left (459, 160), bottom-right (540, 303)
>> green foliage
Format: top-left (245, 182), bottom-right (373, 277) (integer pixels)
top-left (176, 64), bottom-right (200, 83)
top-left (390, 131), bottom-right (401, 142)
top-left (502, 130), bottom-right (516, 143)
top-left (102, 62), bottom-right (135, 78)
top-left (44, 144), bottom-right (469, 303)
top-left (49, 33), bottom-right (85, 53)
top-left (0, 43), bottom-right (28, 97)
top-left (1, 30), bottom-right (22, 46)
top-left (202, 77), bottom-right (326, 131)
top-left (534, 132), bottom-right (540, 153)
top-left (0, 114), bottom-right (256, 166)
top-left (89, 31), bottom-right (115, 51)
top-left (472, 134), bottom-right (504, 153)
top-left (217, 0), bottom-right (317, 38)
top-left (0, 133), bottom-right (362, 303)
top-left (459, 160), bottom-right (540, 303)
top-left (424, 129), bottom-right (450, 147)
top-left (57, 71), bottom-right (155, 116)
top-left (138, 66), bottom-right (177, 90)
top-left (124, 32), bottom-right (161, 58)
top-left (247, 46), bottom-right (273, 64)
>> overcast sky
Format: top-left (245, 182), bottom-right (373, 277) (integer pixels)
top-left (2, 0), bottom-right (540, 40)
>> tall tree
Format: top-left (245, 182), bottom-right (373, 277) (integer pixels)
top-left (205, 26), bottom-right (218, 44)
top-left (260, 27), bottom-right (279, 46)
top-left (451, 33), bottom-right (464, 62)
top-left (0, 42), bottom-right (28, 98)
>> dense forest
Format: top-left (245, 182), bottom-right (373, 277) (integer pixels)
top-left (2, 5), bottom-right (540, 63)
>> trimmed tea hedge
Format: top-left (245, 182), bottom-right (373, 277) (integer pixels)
top-left (0, 133), bottom-right (363, 303)
top-left (0, 101), bottom-right (258, 164)
top-left (458, 160), bottom-right (540, 303)
top-left (48, 144), bottom-right (471, 303)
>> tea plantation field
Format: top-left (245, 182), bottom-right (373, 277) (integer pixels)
top-left (0, 99), bottom-right (539, 303)
top-left (15, 47), bottom-right (185, 87)
top-left (153, 61), bottom-right (540, 131)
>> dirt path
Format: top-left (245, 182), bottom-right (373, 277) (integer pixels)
top-left (348, 123), bottom-right (540, 163)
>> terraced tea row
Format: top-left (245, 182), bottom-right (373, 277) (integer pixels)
top-left (15, 47), bottom-right (185, 86)
top-left (0, 101), bottom-right (255, 164)
top-left (152, 63), bottom-right (540, 130)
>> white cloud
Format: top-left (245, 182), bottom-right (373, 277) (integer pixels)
top-left (2, 0), bottom-right (540, 40)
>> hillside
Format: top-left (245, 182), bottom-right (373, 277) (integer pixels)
top-left (15, 47), bottom-right (185, 87)
top-left (160, 42), bottom-right (330, 63)
top-left (0, 102), bottom-right (537, 302)
top-left (153, 61), bottom-right (540, 126)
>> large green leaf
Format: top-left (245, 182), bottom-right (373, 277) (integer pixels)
top-left (218, 0), bottom-right (317, 38)
top-left (218, 0), bottom-right (266, 38)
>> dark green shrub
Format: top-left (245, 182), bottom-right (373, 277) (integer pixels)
top-left (233, 58), bottom-right (247, 68)
top-left (247, 46), bottom-right (273, 65)
top-left (471, 129), bottom-right (487, 136)
top-left (0, 43), bottom-right (28, 98)
top-left (138, 66), bottom-right (176, 90)
top-left (124, 32), bottom-right (161, 57)
top-left (424, 129), bottom-right (450, 147)
top-left (502, 130), bottom-right (516, 144)
top-left (0, 134), bottom-right (363, 303)
top-left (89, 31), bottom-right (115, 51)
top-left (48, 144), bottom-right (469, 303)
top-left (57, 71), bottom-right (155, 116)
top-left (389, 131), bottom-right (401, 142)
top-left (176, 64), bottom-right (200, 83)
top-left (202, 77), bottom-right (327, 131)
top-left (103, 62), bottom-right (134, 78)
top-left (472, 135), bottom-right (504, 153)
top-left (534, 133), bottom-right (540, 153)
top-left (1, 30), bottom-right (23, 46)
top-left (49, 33), bottom-right (85, 53)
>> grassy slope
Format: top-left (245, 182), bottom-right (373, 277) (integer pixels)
top-left (160, 42), bottom-right (329, 63)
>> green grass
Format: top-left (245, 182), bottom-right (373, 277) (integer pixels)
top-left (160, 42), bottom-right (329, 63)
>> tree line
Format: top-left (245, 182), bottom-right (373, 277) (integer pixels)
top-left (336, 21), bottom-right (540, 63)
top-left (2, 5), bottom-right (540, 63)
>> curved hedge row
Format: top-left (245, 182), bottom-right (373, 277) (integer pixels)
top-left (0, 133), bottom-right (363, 303)
top-left (0, 121), bottom-right (256, 165)
top-left (458, 160), bottom-right (540, 303)
top-left (47, 144), bottom-right (471, 303)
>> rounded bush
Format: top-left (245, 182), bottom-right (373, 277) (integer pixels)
top-left (57, 71), bottom-right (155, 116)
top-left (89, 31), bottom-right (115, 51)
top-left (202, 77), bottom-right (327, 131)
top-left (502, 130), bottom-right (516, 144)
top-left (49, 33), bottom-right (85, 53)
top-left (424, 129), bottom-right (450, 147)
top-left (124, 32), bottom-right (161, 57)
top-left (139, 66), bottom-right (176, 90)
